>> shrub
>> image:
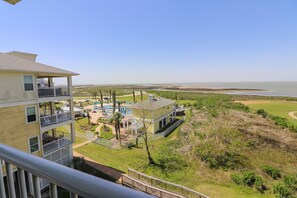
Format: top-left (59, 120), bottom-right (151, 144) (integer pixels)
top-left (242, 171), bottom-right (257, 187)
top-left (255, 176), bottom-right (266, 192)
top-left (195, 128), bottom-right (245, 169)
top-left (231, 171), bottom-right (266, 192)
top-left (257, 109), bottom-right (268, 118)
top-left (271, 116), bottom-right (289, 128)
top-left (262, 165), bottom-right (281, 179)
top-left (270, 116), bottom-right (297, 133)
top-left (231, 173), bottom-right (242, 185)
top-left (273, 183), bottom-right (295, 198)
top-left (195, 142), bottom-right (242, 169)
top-left (284, 174), bottom-right (297, 190)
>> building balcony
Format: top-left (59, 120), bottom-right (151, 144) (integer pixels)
top-left (42, 132), bottom-right (72, 155)
top-left (40, 112), bottom-right (71, 127)
top-left (38, 87), bottom-right (70, 98)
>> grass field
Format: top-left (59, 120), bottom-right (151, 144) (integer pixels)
top-left (240, 100), bottom-right (297, 125)
top-left (99, 125), bottom-right (115, 140)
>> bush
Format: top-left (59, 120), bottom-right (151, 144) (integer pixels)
top-left (255, 176), bottom-right (266, 192)
top-left (284, 174), bottom-right (297, 190)
top-left (270, 116), bottom-right (297, 133)
top-left (262, 165), bottom-right (281, 179)
top-left (257, 109), bottom-right (268, 118)
top-left (231, 171), bottom-right (266, 192)
top-left (273, 183), bottom-right (295, 198)
top-left (195, 128), bottom-right (245, 169)
top-left (231, 173), bottom-right (242, 185)
top-left (242, 171), bottom-right (257, 187)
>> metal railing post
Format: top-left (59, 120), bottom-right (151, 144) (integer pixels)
top-left (17, 168), bottom-right (27, 198)
top-left (49, 183), bottom-right (58, 198)
top-left (5, 162), bottom-right (16, 198)
top-left (70, 192), bottom-right (78, 198)
top-left (33, 175), bottom-right (41, 198)
top-left (27, 172), bottom-right (34, 196)
top-left (0, 161), bottom-right (6, 198)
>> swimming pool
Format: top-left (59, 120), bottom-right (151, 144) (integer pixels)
top-left (92, 105), bottom-right (132, 115)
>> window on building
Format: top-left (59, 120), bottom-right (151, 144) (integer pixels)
top-left (24, 75), bottom-right (34, 91)
top-left (29, 136), bottom-right (39, 153)
top-left (26, 106), bottom-right (36, 123)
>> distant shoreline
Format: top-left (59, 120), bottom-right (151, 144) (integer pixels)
top-left (155, 86), bottom-right (267, 93)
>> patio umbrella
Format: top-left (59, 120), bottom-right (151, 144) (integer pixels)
top-left (3, 0), bottom-right (21, 5)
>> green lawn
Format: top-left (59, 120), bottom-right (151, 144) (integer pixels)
top-left (75, 118), bottom-right (89, 133)
top-left (99, 125), bottom-right (115, 140)
top-left (75, 126), bottom-right (178, 172)
top-left (74, 136), bottom-right (87, 146)
top-left (241, 100), bottom-right (297, 125)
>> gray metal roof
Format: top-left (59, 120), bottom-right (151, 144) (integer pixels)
top-left (129, 97), bottom-right (175, 110)
top-left (0, 52), bottom-right (78, 76)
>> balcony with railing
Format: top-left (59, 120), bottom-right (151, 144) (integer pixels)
top-left (40, 112), bottom-right (71, 127)
top-left (42, 132), bottom-right (72, 155)
top-left (38, 87), bottom-right (70, 98)
top-left (0, 144), bottom-right (152, 198)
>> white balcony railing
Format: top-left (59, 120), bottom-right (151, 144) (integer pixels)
top-left (43, 137), bottom-right (72, 155)
top-left (38, 87), bottom-right (69, 98)
top-left (0, 144), bottom-right (152, 198)
top-left (40, 112), bottom-right (71, 127)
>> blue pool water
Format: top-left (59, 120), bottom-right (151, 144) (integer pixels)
top-left (92, 105), bottom-right (132, 115)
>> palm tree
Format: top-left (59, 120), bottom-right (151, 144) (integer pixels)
top-left (100, 91), bottom-right (103, 110)
top-left (132, 91), bottom-right (136, 103)
top-left (112, 112), bottom-right (122, 141)
top-left (92, 91), bottom-right (98, 99)
top-left (112, 91), bottom-right (116, 114)
top-left (87, 111), bottom-right (91, 125)
top-left (140, 90), bottom-right (143, 101)
top-left (109, 90), bottom-right (112, 103)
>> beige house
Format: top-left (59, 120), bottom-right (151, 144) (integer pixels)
top-left (129, 95), bottom-right (176, 133)
top-left (0, 51), bottom-right (78, 188)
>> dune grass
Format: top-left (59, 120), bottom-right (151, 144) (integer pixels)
top-left (117, 94), bottom-right (148, 102)
top-left (74, 125), bottom-right (277, 198)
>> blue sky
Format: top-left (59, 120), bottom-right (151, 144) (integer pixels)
top-left (1, 0), bottom-right (297, 85)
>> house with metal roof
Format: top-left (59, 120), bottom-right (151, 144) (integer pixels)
top-left (129, 95), bottom-right (176, 133)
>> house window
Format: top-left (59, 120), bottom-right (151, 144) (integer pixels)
top-left (24, 75), bottom-right (34, 91)
top-left (29, 136), bottom-right (39, 153)
top-left (26, 106), bottom-right (36, 123)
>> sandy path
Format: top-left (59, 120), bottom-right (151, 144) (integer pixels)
top-left (73, 137), bottom-right (98, 149)
top-left (288, 111), bottom-right (297, 120)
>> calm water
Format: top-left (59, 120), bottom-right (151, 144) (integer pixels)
top-left (173, 82), bottom-right (297, 98)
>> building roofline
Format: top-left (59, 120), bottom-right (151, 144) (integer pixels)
top-left (0, 52), bottom-right (79, 76)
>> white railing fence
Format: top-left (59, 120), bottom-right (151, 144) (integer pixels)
top-left (0, 144), bottom-right (152, 198)
top-left (40, 112), bottom-right (71, 127)
top-left (127, 168), bottom-right (209, 198)
top-left (43, 137), bottom-right (72, 155)
top-left (38, 87), bottom-right (69, 98)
